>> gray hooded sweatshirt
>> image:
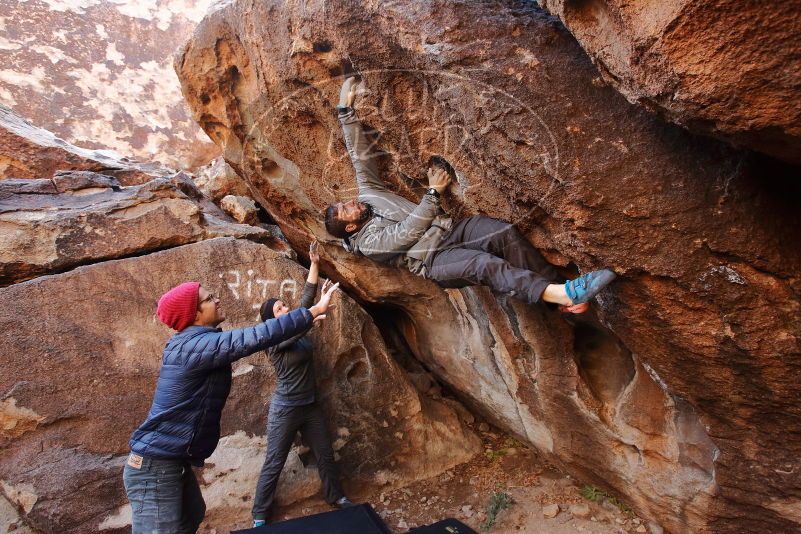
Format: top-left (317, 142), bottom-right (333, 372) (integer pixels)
top-left (339, 109), bottom-right (453, 275)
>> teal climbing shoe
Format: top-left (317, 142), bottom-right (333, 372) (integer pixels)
top-left (565, 269), bottom-right (616, 304)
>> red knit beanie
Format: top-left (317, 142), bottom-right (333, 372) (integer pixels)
top-left (157, 282), bottom-right (201, 331)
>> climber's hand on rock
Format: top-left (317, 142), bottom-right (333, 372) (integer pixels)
top-left (309, 239), bottom-right (320, 264)
top-left (427, 166), bottom-right (451, 194)
top-left (339, 77), bottom-right (359, 108)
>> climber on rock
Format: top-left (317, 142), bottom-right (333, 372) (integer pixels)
top-left (123, 278), bottom-right (339, 534)
top-left (250, 239), bottom-right (354, 528)
top-left (324, 76), bottom-right (615, 312)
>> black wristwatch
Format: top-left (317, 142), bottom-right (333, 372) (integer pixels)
top-left (426, 187), bottom-right (441, 199)
top-left (337, 105), bottom-right (353, 115)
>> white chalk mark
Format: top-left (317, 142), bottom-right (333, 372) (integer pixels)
top-left (225, 270), bottom-right (241, 300)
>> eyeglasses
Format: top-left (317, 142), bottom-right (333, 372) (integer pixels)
top-left (199, 293), bottom-right (216, 305)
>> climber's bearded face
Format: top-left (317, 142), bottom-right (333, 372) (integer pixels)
top-left (336, 199), bottom-right (371, 232)
top-left (337, 199), bottom-right (370, 222)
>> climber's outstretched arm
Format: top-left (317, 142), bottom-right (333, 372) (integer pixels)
top-left (338, 77), bottom-right (389, 200)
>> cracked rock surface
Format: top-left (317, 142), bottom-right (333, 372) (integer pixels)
top-left (0, 171), bottom-right (273, 287)
top-left (1, 104), bottom-right (172, 184)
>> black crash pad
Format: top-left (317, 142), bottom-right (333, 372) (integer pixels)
top-left (231, 503), bottom-right (391, 534)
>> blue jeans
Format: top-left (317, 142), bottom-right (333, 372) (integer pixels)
top-left (123, 453), bottom-right (206, 534)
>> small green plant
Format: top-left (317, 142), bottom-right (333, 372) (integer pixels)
top-left (481, 490), bottom-right (511, 530)
top-left (482, 436), bottom-right (526, 463)
top-left (580, 485), bottom-right (632, 514)
top-left (501, 436), bottom-right (523, 449)
top-left (580, 485), bottom-right (604, 501)
top-left (483, 448), bottom-right (507, 462)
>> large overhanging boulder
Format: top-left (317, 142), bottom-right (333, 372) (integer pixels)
top-left (538, 0), bottom-right (801, 164)
top-left (176, 1), bottom-right (801, 532)
top-left (0, 237), bottom-right (479, 533)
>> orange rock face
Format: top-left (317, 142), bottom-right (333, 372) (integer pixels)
top-left (195, 156), bottom-right (256, 201)
top-left (540, 0), bottom-right (801, 163)
top-left (175, 1), bottom-right (801, 532)
top-left (0, 0), bottom-right (219, 170)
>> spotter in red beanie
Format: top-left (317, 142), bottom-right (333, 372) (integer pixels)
top-left (157, 282), bottom-right (200, 331)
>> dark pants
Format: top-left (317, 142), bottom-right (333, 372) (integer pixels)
top-left (123, 454), bottom-right (206, 534)
top-left (425, 216), bottom-right (558, 304)
top-left (252, 402), bottom-right (344, 521)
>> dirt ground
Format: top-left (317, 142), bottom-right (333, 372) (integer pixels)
top-left (214, 428), bottom-right (662, 534)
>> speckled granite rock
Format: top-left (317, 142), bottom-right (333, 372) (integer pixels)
top-left (0, 0), bottom-right (219, 169)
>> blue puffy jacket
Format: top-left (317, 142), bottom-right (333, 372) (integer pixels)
top-left (129, 308), bottom-right (313, 465)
